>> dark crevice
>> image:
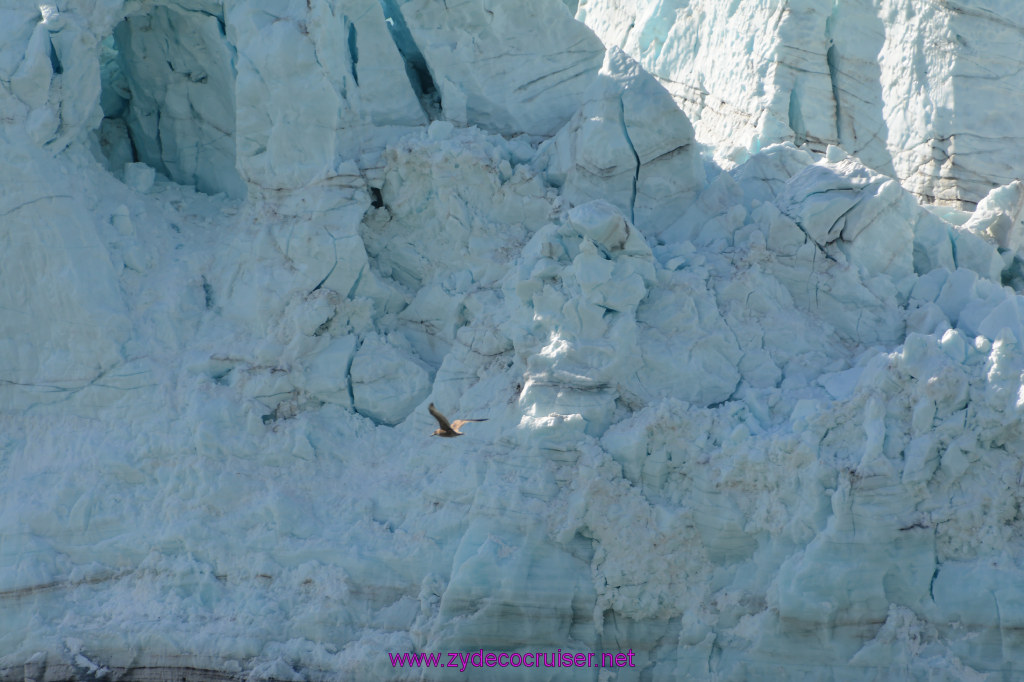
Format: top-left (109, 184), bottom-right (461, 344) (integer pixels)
top-left (825, 8), bottom-right (842, 143)
top-left (210, 367), bottom-right (232, 385)
top-left (48, 40), bottom-right (63, 74)
top-left (618, 95), bottom-right (639, 224)
top-left (370, 187), bottom-right (384, 208)
top-left (154, 110), bottom-right (164, 169)
top-left (126, 124), bottom-right (140, 163)
top-left (346, 19), bottom-right (359, 85)
top-left (313, 312), bottom-right (336, 337)
top-left (201, 276), bottom-right (214, 309)
top-left (346, 263), bottom-right (366, 299)
top-left (309, 227), bottom-right (339, 295)
top-left (788, 87), bottom-right (806, 146)
top-left (1001, 252), bottom-right (1024, 291)
top-left (826, 44), bottom-right (841, 142)
top-left (346, 337), bottom-right (364, 410)
top-left (309, 260), bottom-right (337, 295)
top-left (377, 0), bottom-right (441, 119)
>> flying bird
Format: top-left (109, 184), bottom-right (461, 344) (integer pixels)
top-left (428, 403), bottom-right (487, 437)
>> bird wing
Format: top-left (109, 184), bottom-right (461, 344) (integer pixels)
top-left (450, 418), bottom-right (487, 431)
top-left (428, 403), bottom-right (453, 431)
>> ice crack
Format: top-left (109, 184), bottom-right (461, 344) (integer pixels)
top-left (618, 95), bottom-right (639, 224)
top-left (377, 0), bottom-right (441, 119)
top-left (825, 2), bottom-right (842, 143)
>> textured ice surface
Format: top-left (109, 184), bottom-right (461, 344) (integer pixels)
top-left (537, 47), bottom-right (704, 229)
top-left (4, 1), bottom-right (1024, 681)
top-left (394, 0), bottom-right (605, 135)
top-left (577, 0), bottom-right (1024, 208)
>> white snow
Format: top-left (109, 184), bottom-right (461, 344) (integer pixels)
top-left (3, 0), bottom-right (1024, 681)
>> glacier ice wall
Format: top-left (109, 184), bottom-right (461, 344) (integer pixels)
top-left (3, 0), bottom-right (1024, 681)
top-left (112, 6), bottom-right (246, 198)
top-left (577, 0), bottom-right (1024, 208)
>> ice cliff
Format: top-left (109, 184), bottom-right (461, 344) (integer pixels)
top-left (3, 0), bottom-right (1024, 680)
top-left (577, 0), bottom-right (1024, 209)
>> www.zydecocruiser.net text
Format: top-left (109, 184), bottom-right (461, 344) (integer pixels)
top-left (389, 649), bottom-right (637, 672)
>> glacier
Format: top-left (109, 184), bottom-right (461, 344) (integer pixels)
top-left (577, 0), bottom-right (1024, 208)
top-left (3, 0), bottom-right (1024, 680)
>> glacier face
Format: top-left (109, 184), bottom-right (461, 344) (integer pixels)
top-left (577, 0), bottom-right (1024, 209)
top-left (3, 0), bottom-right (1024, 681)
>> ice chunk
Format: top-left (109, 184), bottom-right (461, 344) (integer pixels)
top-left (660, 171), bottom-right (745, 246)
top-left (298, 335), bottom-right (358, 408)
top-left (775, 155), bottom-right (914, 282)
top-left (396, 0), bottom-right (604, 135)
top-left (350, 333), bottom-right (430, 425)
top-left (538, 47), bottom-right (704, 232)
top-left (123, 162), bottom-right (155, 193)
top-left (962, 180), bottom-right (1024, 252)
top-left (630, 276), bottom-right (742, 406)
top-left (912, 211), bottom-right (956, 274)
top-left (568, 199), bottom-right (650, 256)
top-left (950, 229), bottom-right (1004, 282)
